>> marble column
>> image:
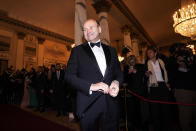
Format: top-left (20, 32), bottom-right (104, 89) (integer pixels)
top-left (15, 32), bottom-right (25, 70)
top-left (6, 31), bottom-right (17, 69)
top-left (121, 25), bottom-right (132, 56)
top-left (37, 37), bottom-right (45, 66)
top-left (130, 32), bottom-right (141, 57)
top-left (131, 36), bottom-right (140, 58)
top-left (74, 0), bottom-right (87, 46)
top-left (115, 40), bottom-right (121, 54)
top-left (141, 43), bottom-right (147, 64)
top-left (92, 0), bottom-right (111, 45)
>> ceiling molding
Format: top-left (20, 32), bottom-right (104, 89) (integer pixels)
top-left (110, 0), bottom-right (155, 45)
top-left (0, 14), bottom-right (74, 44)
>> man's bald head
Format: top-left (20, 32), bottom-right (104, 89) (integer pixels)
top-left (83, 19), bottom-right (101, 43)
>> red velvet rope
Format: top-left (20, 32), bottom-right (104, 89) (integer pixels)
top-left (127, 89), bottom-right (196, 106)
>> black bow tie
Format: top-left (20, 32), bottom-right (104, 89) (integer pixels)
top-left (90, 42), bottom-right (101, 48)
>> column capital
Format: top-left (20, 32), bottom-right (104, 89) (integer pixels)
top-left (76, 0), bottom-right (86, 9)
top-left (140, 42), bottom-right (148, 48)
top-left (37, 37), bottom-right (45, 44)
top-left (131, 37), bottom-right (140, 43)
top-left (66, 45), bottom-right (72, 51)
top-left (121, 25), bottom-right (132, 34)
top-left (17, 32), bottom-right (26, 40)
top-left (130, 32), bottom-right (140, 40)
top-left (92, 0), bottom-right (112, 14)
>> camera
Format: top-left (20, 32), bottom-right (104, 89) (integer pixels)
top-left (176, 49), bottom-right (193, 65)
top-left (129, 66), bottom-right (134, 69)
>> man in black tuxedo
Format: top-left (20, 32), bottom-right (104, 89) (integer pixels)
top-left (65, 19), bottom-right (123, 131)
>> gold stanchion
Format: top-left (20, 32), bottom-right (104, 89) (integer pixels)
top-left (123, 84), bottom-right (128, 131)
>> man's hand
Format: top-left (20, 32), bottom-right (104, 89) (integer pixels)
top-left (145, 71), bottom-right (152, 77)
top-left (128, 68), bottom-right (137, 74)
top-left (109, 80), bottom-right (119, 97)
top-left (90, 82), bottom-right (109, 94)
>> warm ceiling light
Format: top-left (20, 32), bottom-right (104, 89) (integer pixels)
top-left (118, 56), bottom-right (124, 62)
top-left (173, 1), bottom-right (196, 40)
top-left (187, 44), bottom-right (195, 54)
top-left (71, 44), bottom-right (75, 48)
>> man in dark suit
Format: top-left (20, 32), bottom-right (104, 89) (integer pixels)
top-left (50, 63), bottom-right (66, 117)
top-left (35, 66), bottom-right (46, 113)
top-left (65, 19), bottom-right (123, 131)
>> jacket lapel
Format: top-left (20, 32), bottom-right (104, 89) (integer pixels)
top-left (82, 42), bottom-right (111, 78)
top-left (82, 42), bottom-right (103, 76)
top-left (102, 43), bottom-right (111, 79)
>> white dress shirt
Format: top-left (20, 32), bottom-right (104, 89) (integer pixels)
top-left (56, 70), bottom-right (60, 80)
top-left (151, 60), bottom-right (164, 82)
top-left (88, 40), bottom-right (107, 77)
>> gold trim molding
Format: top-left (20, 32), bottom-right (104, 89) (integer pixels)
top-left (110, 0), bottom-right (154, 45)
top-left (0, 14), bottom-right (74, 45)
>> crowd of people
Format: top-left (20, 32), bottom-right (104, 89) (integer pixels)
top-left (0, 64), bottom-right (78, 121)
top-left (122, 43), bottom-right (196, 131)
top-left (0, 42), bottom-right (196, 131)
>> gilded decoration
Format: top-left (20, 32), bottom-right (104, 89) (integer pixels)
top-left (0, 51), bottom-right (8, 60)
top-left (43, 41), bottom-right (67, 67)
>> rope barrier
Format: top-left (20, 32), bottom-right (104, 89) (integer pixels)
top-left (126, 89), bottom-right (196, 106)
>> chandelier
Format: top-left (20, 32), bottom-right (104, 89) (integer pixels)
top-left (187, 44), bottom-right (196, 54)
top-left (173, 1), bottom-right (196, 40)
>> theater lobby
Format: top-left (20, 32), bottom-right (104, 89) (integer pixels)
top-left (0, 0), bottom-right (196, 131)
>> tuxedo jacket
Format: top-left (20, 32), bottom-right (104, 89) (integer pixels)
top-left (65, 42), bottom-right (123, 120)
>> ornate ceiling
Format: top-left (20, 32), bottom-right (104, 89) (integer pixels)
top-left (0, 0), bottom-right (186, 47)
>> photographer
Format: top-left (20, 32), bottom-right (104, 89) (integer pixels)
top-left (169, 43), bottom-right (196, 131)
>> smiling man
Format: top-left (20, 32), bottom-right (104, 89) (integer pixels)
top-left (65, 19), bottom-right (123, 131)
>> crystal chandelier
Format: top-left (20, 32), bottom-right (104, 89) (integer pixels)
top-left (187, 44), bottom-right (196, 54)
top-left (173, 1), bottom-right (196, 40)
